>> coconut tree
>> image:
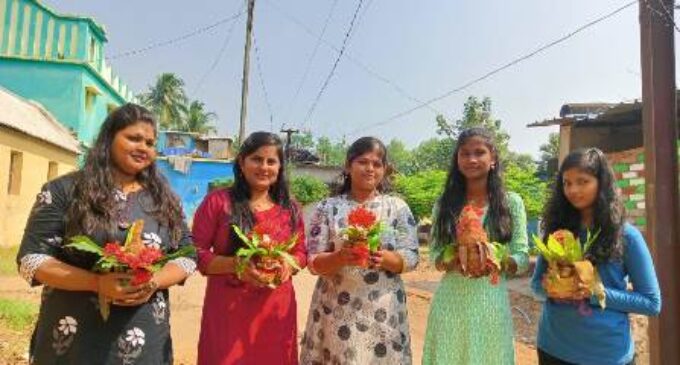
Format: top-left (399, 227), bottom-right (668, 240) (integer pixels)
top-left (182, 100), bottom-right (217, 135)
top-left (138, 73), bottom-right (187, 130)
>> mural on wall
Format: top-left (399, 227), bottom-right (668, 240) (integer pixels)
top-left (156, 159), bottom-right (234, 221)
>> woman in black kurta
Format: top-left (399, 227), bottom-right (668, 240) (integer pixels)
top-left (16, 104), bottom-right (196, 364)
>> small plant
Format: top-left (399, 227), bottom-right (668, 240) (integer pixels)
top-left (233, 222), bottom-right (301, 288)
top-left (67, 220), bottom-right (195, 320)
top-left (339, 207), bottom-right (385, 267)
top-left (533, 229), bottom-right (606, 311)
top-left (290, 175), bottom-right (329, 205)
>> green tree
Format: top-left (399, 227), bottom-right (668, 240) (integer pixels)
top-left (504, 163), bottom-right (548, 219)
top-left (181, 100), bottom-right (217, 135)
top-left (411, 138), bottom-right (455, 172)
top-left (316, 136), bottom-right (347, 166)
top-left (505, 151), bottom-right (536, 171)
top-left (292, 131), bottom-right (315, 149)
top-left (538, 132), bottom-right (560, 179)
top-left (138, 73), bottom-right (187, 130)
top-left (436, 96), bottom-right (510, 157)
top-left (290, 175), bottom-right (329, 205)
top-left (386, 139), bottom-right (414, 174)
top-left (394, 170), bottom-right (447, 219)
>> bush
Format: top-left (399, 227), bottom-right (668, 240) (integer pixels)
top-left (504, 163), bottom-right (548, 219)
top-left (394, 170), bottom-right (447, 219)
top-left (290, 175), bottom-right (329, 205)
top-left (208, 177), bottom-right (234, 191)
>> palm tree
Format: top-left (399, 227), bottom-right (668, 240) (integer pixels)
top-left (138, 73), bottom-right (187, 130)
top-left (181, 100), bottom-right (217, 135)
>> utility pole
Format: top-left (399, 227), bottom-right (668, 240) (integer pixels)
top-left (281, 127), bottom-right (300, 162)
top-left (238, 0), bottom-right (255, 143)
top-left (639, 1), bottom-right (680, 364)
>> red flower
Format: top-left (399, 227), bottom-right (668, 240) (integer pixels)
top-left (349, 244), bottom-right (370, 267)
top-left (489, 271), bottom-right (500, 285)
top-left (552, 229), bottom-right (574, 246)
top-left (348, 207), bottom-right (377, 229)
top-left (131, 269), bottom-right (153, 286)
top-left (104, 243), bottom-right (122, 257)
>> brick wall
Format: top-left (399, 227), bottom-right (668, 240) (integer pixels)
top-left (608, 147), bottom-right (647, 232)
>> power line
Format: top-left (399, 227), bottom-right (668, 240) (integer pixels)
top-left (263, 0), bottom-right (442, 119)
top-left (302, 0), bottom-right (365, 125)
top-left (346, 0), bottom-right (638, 137)
top-left (107, 10), bottom-right (245, 60)
top-left (253, 31), bottom-right (275, 132)
top-left (348, 0), bottom-right (375, 44)
top-left (283, 0), bottom-right (339, 124)
top-left (648, 0), bottom-right (680, 32)
top-left (193, 2), bottom-right (246, 93)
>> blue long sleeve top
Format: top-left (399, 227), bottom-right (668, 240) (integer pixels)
top-left (530, 223), bottom-right (661, 365)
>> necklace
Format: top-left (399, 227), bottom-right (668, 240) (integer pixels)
top-left (114, 189), bottom-right (135, 230)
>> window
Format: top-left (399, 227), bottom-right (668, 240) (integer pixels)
top-left (8, 151), bottom-right (23, 195)
top-left (48, 161), bottom-right (58, 180)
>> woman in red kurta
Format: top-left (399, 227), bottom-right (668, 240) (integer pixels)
top-left (193, 132), bottom-right (306, 365)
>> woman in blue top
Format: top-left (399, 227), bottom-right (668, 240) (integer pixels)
top-left (531, 148), bottom-right (661, 365)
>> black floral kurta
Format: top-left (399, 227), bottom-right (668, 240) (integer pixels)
top-left (16, 173), bottom-right (196, 365)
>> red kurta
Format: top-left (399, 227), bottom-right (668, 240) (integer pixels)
top-left (193, 189), bottom-right (307, 365)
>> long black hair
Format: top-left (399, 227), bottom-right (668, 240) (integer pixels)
top-left (333, 136), bottom-right (392, 196)
top-left (541, 148), bottom-right (624, 263)
top-left (432, 128), bottom-right (513, 248)
top-left (228, 131), bottom-right (297, 251)
top-left (65, 103), bottom-right (185, 243)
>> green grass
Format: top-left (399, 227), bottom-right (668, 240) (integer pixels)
top-left (0, 298), bottom-right (38, 331)
top-left (0, 246), bottom-right (18, 276)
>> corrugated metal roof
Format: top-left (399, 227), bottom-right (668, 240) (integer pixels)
top-left (528, 101), bottom-right (644, 128)
top-left (0, 87), bottom-right (81, 154)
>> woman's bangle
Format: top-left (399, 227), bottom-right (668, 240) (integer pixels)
top-left (147, 278), bottom-right (159, 292)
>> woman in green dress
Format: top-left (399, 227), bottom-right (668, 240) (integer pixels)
top-left (422, 127), bottom-right (529, 365)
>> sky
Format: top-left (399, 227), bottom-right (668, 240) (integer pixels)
top-left (43, 0), bottom-right (673, 157)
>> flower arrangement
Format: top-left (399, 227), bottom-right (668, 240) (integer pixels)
top-left (533, 229), bottom-right (606, 311)
top-left (340, 206), bottom-right (385, 267)
top-left (66, 220), bottom-right (195, 320)
top-left (232, 221), bottom-right (301, 288)
top-left (442, 204), bottom-right (509, 285)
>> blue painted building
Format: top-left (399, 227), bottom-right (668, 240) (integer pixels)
top-left (157, 158), bottom-right (234, 221)
top-left (0, 0), bottom-right (134, 146)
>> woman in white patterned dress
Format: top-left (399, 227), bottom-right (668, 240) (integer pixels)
top-left (300, 137), bottom-right (419, 365)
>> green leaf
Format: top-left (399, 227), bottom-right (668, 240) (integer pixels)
top-left (281, 235), bottom-right (298, 252)
top-left (66, 236), bottom-right (104, 256)
top-left (442, 245), bottom-right (455, 263)
top-left (232, 225), bottom-right (252, 246)
top-left (367, 234), bottom-right (381, 252)
top-left (532, 235), bottom-right (553, 261)
top-left (546, 236), bottom-right (566, 258)
top-left (250, 234), bottom-right (260, 249)
top-left (583, 229), bottom-right (601, 254)
top-left (490, 242), bottom-right (510, 264)
top-left (278, 252), bottom-right (301, 271)
top-left (162, 245), bottom-right (196, 261)
top-left (562, 234), bottom-right (581, 262)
